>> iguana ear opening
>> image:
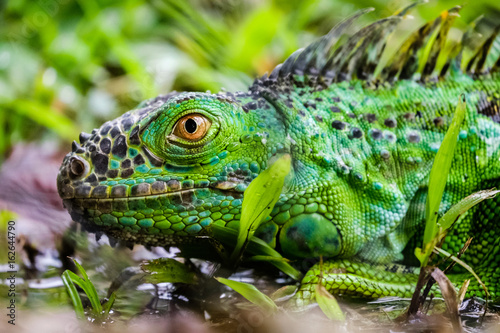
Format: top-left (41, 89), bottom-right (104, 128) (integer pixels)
top-left (278, 213), bottom-right (342, 259)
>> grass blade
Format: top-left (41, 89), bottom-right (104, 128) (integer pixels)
top-left (248, 255), bottom-right (302, 280)
top-left (433, 247), bottom-right (490, 298)
top-left (437, 189), bottom-right (499, 237)
top-left (72, 259), bottom-right (103, 314)
top-left (230, 154), bottom-right (291, 262)
top-left (103, 292), bottom-right (116, 317)
top-left (215, 277), bottom-right (278, 313)
top-left (61, 270), bottom-right (85, 319)
top-left (210, 224), bottom-right (302, 280)
top-left (417, 95), bottom-right (466, 266)
top-left (458, 279), bottom-right (470, 304)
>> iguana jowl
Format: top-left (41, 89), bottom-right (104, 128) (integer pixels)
top-left (57, 7), bottom-right (500, 302)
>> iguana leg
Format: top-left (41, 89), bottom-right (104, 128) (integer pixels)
top-left (292, 259), bottom-right (419, 307)
top-left (291, 259), bottom-right (499, 307)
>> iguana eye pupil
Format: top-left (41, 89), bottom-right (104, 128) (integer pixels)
top-left (185, 118), bottom-right (197, 133)
top-left (172, 113), bottom-right (211, 142)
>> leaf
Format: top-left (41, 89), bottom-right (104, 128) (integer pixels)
top-left (61, 270), bottom-right (85, 319)
top-left (141, 258), bottom-right (196, 284)
top-left (270, 285), bottom-right (298, 301)
top-left (230, 154), bottom-right (291, 262)
top-left (315, 284), bottom-right (345, 321)
top-left (215, 277), bottom-right (278, 313)
top-left (437, 189), bottom-right (499, 238)
top-left (420, 95), bottom-right (466, 266)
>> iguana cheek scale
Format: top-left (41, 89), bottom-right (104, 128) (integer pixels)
top-left (57, 6), bottom-right (500, 303)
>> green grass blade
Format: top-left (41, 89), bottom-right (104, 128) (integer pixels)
top-left (419, 95), bottom-right (466, 266)
top-left (71, 259), bottom-right (103, 314)
top-left (434, 247), bottom-right (490, 298)
top-left (230, 154), bottom-right (291, 262)
top-left (64, 270), bottom-right (103, 315)
top-left (210, 224), bottom-right (302, 280)
top-left (103, 292), bottom-right (116, 317)
top-left (61, 270), bottom-right (85, 319)
top-left (4, 100), bottom-right (79, 141)
top-left (437, 189), bottom-right (499, 239)
top-left (215, 277), bottom-right (278, 313)
top-left (315, 284), bottom-right (345, 321)
top-left (248, 255), bottom-right (302, 281)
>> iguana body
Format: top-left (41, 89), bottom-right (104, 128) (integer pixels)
top-left (57, 7), bottom-right (500, 303)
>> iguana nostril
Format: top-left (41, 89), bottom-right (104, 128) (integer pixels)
top-left (69, 156), bottom-right (89, 179)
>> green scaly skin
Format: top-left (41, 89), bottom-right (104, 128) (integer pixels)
top-left (57, 9), bottom-right (500, 305)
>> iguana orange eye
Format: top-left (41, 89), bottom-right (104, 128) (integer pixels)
top-left (172, 114), bottom-right (211, 141)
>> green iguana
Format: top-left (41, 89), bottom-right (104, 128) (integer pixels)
top-left (57, 6), bottom-right (500, 304)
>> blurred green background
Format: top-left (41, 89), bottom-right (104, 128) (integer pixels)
top-left (1, 0), bottom-right (499, 163)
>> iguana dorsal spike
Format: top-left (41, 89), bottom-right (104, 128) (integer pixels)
top-left (467, 28), bottom-right (500, 74)
top-left (278, 49), bottom-right (302, 78)
top-left (485, 30), bottom-right (500, 72)
top-left (266, 8), bottom-right (373, 82)
top-left (253, 5), bottom-right (499, 91)
top-left (323, 17), bottom-right (401, 82)
top-left (423, 7), bottom-right (461, 78)
top-left (295, 8), bottom-right (373, 76)
top-left (382, 14), bottom-right (441, 81)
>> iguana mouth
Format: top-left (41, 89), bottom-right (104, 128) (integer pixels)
top-left (61, 186), bottom-right (244, 246)
top-left (58, 175), bottom-right (247, 200)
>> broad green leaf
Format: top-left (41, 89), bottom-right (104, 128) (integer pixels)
top-left (437, 189), bottom-right (499, 238)
top-left (141, 258), bottom-right (196, 284)
top-left (315, 284), bottom-right (345, 321)
top-left (270, 285), bottom-right (298, 301)
top-left (421, 95), bottom-right (466, 266)
top-left (230, 154), bottom-right (291, 262)
top-left (215, 277), bottom-right (278, 313)
top-left (61, 270), bottom-right (85, 319)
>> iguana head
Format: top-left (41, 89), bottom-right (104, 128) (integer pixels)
top-left (57, 91), bottom-right (286, 246)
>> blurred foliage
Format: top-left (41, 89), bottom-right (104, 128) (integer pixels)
top-left (0, 0), bottom-right (499, 163)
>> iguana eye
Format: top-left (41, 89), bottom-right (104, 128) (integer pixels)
top-left (172, 114), bottom-right (211, 141)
